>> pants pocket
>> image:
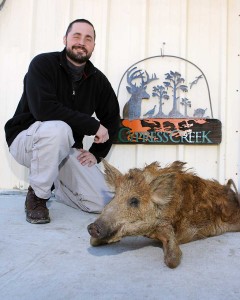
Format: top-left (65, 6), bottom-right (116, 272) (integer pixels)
top-left (25, 121), bottom-right (42, 152)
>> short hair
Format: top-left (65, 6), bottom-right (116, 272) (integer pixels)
top-left (65, 19), bottom-right (96, 40)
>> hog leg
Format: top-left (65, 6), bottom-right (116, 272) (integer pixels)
top-left (147, 225), bottom-right (182, 268)
top-left (162, 235), bottom-right (182, 269)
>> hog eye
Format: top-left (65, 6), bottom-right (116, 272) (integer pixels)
top-left (128, 197), bottom-right (140, 207)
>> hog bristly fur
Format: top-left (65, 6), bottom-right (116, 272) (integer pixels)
top-left (87, 160), bottom-right (240, 268)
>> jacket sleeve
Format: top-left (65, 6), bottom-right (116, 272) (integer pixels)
top-left (88, 73), bottom-right (120, 162)
top-left (26, 54), bottom-right (100, 136)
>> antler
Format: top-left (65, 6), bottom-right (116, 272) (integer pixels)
top-left (127, 67), bottom-right (145, 87)
top-left (127, 67), bottom-right (158, 88)
top-left (141, 71), bottom-right (158, 87)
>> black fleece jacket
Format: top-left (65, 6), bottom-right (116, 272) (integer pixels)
top-left (4, 49), bottom-right (120, 162)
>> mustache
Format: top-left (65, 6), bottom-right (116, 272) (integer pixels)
top-left (73, 45), bottom-right (87, 52)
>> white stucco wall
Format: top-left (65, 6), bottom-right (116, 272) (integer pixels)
top-left (0, 0), bottom-right (239, 190)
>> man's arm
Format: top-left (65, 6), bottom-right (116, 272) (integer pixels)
top-left (88, 74), bottom-right (120, 162)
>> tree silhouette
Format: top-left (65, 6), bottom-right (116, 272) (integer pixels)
top-left (152, 85), bottom-right (169, 117)
top-left (180, 97), bottom-right (191, 117)
top-left (163, 71), bottom-right (188, 117)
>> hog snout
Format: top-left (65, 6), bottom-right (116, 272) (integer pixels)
top-left (87, 223), bottom-right (102, 238)
top-left (88, 219), bottom-right (119, 241)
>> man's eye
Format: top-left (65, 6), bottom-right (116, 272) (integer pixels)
top-left (128, 197), bottom-right (140, 207)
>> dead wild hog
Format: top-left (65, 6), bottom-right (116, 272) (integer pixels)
top-left (87, 160), bottom-right (240, 268)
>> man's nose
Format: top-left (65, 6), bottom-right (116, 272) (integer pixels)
top-left (76, 37), bottom-right (85, 46)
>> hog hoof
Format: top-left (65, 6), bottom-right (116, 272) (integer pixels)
top-left (164, 249), bottom-right (182, 269)
top-left (165, 257), bottom-right (180, 269)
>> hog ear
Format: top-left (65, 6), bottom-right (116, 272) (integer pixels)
top-left (149, 173), bottom-right (176, 205)
top-left (101, 159), bottom-right (123, 189)
top-left (143, 162), bottom-right (161, 184)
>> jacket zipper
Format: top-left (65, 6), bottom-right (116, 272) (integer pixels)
top-left (59, 62), bottom-right (96, 97)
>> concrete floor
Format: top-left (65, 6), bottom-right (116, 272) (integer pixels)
top-left (1, 190), bottom-right (240, 300)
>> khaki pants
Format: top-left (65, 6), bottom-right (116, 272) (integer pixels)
top-left (9, 121), bottom-right (113, 213)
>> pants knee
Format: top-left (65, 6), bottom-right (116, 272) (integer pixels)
top-left (39, 121), bottom-right (75, 148)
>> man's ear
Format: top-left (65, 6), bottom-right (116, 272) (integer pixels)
top-left (63, 35), bottom-right (67, 46)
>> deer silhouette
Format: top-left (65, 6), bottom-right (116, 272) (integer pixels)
top-left (123, 67), bottom-right (158, 120)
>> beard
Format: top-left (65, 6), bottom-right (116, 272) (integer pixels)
top-left (66, 45), bottom-right (92, 64)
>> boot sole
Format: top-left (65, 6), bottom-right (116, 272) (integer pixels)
top-left (26, 216), bottom-right (51, 224)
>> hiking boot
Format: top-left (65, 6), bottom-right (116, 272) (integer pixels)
top-left (25, 186), bottom-right (50, 224)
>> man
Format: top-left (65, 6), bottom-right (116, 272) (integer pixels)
top-left (4, 19), bottom-right (120, 224)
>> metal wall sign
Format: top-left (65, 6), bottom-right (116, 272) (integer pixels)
top-left (113, 54), bottom-right (222, 145)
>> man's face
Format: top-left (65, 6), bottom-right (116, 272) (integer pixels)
top-left (64, 22), bottom-right (95, 66)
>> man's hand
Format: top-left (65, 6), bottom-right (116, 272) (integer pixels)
top-left (94, 124), bottom-right (109, 144)
top-left (77, 149), bottom-right (97, 167)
